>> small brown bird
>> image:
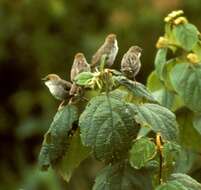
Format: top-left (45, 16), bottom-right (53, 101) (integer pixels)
top-left (91, 33), bottom-right (118, 69)
top-left (121, 46), bottom-right (142, 80)
top-left (42, 74), bottom-right (72, 101)
top-left (70, 53), bottom-right (91, 82)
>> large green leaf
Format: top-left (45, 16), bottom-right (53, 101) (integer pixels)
top-left (173, 23), bottom-right (199, 51)
top-left (93, 162), bottom-right (153, 190)
top-left (156, 180), bottom-right (188, 190)
top-left (54, 130), bottom-right (91, 182)
top-left (175, 148), bottom-right (198, 174)
top-left (130, 103), bottom-right (178, 141)
top-left (176, 108), bottom-right (201, 152)
top-left (114, 76), bottom-right (157, 103)
top-left (170, 63), bottom-right (201, 112)
top-left (38, 105), bottom-right (78, 169)
top-left (79, 93), bottom-right (138, 161)
top-left (147, 71), bottom-right (183, 112)
top-left (154, 48), bottom-right (168, 80)
top-left (152, 88), bottom-right (183, 112)
top-left (156, 173), bottom-right (201, 190)
top-left (170, 173), bottom-right (201, 189)
top-left (129, 137), bottom-right (156, 169)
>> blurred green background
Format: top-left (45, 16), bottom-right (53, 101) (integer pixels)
top-left (0, 0), bottom-right (201, 189)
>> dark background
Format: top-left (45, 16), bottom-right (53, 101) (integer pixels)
top-left (0, 0), bottom-right (201, 189)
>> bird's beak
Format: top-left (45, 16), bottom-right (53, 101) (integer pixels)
top-left (41, 76), bottom-right (48, 82)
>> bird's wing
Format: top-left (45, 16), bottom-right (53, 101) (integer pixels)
top-left (91, 45), bottom-right (105, 67)
top-left (60, 79), bottom-right (72, 91)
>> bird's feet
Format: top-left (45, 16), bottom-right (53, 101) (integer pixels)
top-left (58, 100), bottom-right (65, 110)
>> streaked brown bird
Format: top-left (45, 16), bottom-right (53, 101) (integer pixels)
top-left (121, 46), bottom-right (142, 80)
top-left (70, 52), bottom-right (91, 82)
top-left (91, 33), bottom-right (118, 69)
top-left (42, 74), bottom-right (72, 100)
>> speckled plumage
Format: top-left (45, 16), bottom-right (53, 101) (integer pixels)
top-left (91, 33), bottom-right (118, 68)
top-left (121, 46), bottom-right (142, 80)
top-left (70, 53), bottom-right (91, 82)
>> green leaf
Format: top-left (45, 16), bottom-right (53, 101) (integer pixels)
top-left (38, 105), bottom-right (78, 169)
top-left (129, 137), bottom-right (156, 169)
top-left (147, 71), bottom-right (163, 92)
top-left (147, 70), bottom-right (184, 112)
top-left (137, 127), bottom-right (151, 138)
top-left (176, 108), bottom-right (201, 152)
top-left (163, 142), bottom-right (181, 164)
top-left (54, 130), bottom-right (91, 182)
top-left (93, 162), bottom-right (153, 190)
top-left (156, 173), bottom-right (201, 190)
top-left (162, 142), bottom-right (181, 180)
top-left (38, 141), bottom-right (50, 170)
top-left (114, 76), bottom-right (157, 103)
top-left (130, 103), bottom-right (178, 141)
top-left (175, 148), bottom-right (198, 173)
top-left (155, 48), bottom-right (168, 80)
top-left (152, 88), bottom-right (184, 112)
top-left (193, 41), bottom-right (201, 60)
top-left (156, 180), bottom-right (187, 190)
top-left (79, 94), bottom-right (138, 161)
top-left (170, 173), bottom-right (201, 190)
top-left (74, 71), bottom-right (94, 86)
top-left (173, 23), bottom-right (199, 51)
top-left (193, 114), bottom-right (201, 135)
top-left (170, 63), bottom-right (201, 112)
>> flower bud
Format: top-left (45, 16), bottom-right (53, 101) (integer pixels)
top-left (187, 53), bottom-right (200, 64)
top-left (164, 10), bottom-right (184, 23)
top-left (156, 37), bottom-right (169, 49)
top-left (173, 16), bottom-right (188, 25)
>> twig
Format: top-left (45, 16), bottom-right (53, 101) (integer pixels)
top-left (156, 133), bottom-right (163, 184)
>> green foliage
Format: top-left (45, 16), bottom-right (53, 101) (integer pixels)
top-left (176, 109), bottom-right (201, 152)
top-left (38, 10), bottom-right (201, 190)
top-left (54, 130), bottom-right (91, 182)
top-left (172, 23), bottom-right (199, 51)
top-left (162, 142), bottom-right (181, 180)
top-left (131, 103), bottom-right (178, 141)
top-left (148, 10), bottom-right (201, 190)
top-left (129, 137), bottom-right (156, 169)
top-left (79, 94), bottom-right (138, 161)
top-left (193, 114), bottom-right (201, 134)
top-left (114, 75), bottom-right (157, 103)
top-left (156, 173), bottom-right (201, 190)
top-left (39, 105), bottom-right (78, 169)
top-left (93, 162), bottom-right (153, 190)
top-left (170, 63), bottom-right (201, 112)
top-left (154, 48), bottom-right (168, 81)
top-left (74, 72), bottom-right (94, 86)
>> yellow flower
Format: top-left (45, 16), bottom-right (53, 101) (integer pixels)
top-left (156, 37), bottom-right (169, 48)
top-left (174, 17), bottom-right (188, 25)
top-left (164, 10), bottom-right (184, 23)
top-left (187, 53), bottom-right (200, 64)
top-left (164, 16), bottom-right (172, 23)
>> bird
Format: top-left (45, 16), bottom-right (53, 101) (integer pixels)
top-left (70, 52), bottom-right (91, 82)
top-left (120, 46), bottom-right (142, 80)
top-left (91, 33), bottom-right (118, 69)
top-left (42, 74), bottom-right (72, 101)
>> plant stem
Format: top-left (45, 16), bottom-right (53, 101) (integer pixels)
top-left (156, 133), bottom-right (163, 184)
